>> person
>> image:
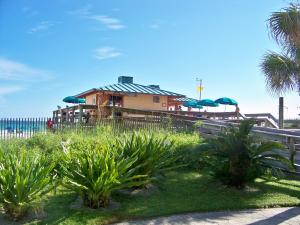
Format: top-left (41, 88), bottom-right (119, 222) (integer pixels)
top-left (46, 118), bottom-right (54, 132)
top-left (235, 105), bottom-right (240, 120)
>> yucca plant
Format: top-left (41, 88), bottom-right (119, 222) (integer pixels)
top-left (113, 132), bottom-right (178, 183)
top-left (61, 139), bottom-right (147, 208)
top-left (0, 148), bottom-right (56, 220)
top-left (203, 120), bottom-right (293, 188)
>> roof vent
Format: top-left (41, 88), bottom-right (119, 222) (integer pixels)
top-left (118, 76), bottom-right (133, 84)
top-left (148, 85), bottom-right (160, 89)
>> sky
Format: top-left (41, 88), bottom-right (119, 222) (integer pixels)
top-left (0, 0), bottom-right (299, 118)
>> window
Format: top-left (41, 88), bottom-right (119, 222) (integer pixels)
top-left (92, 97), bottom-right (96, 105)
top-left (153, 96), bottom-right (160, 103)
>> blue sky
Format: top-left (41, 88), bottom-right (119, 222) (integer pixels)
top-left (0, 0), bottom-right (299, 118)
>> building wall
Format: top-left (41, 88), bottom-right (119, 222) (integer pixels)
top-left (85, 94), bottom-right (96, 105)
top-left (123, 94), bottom-right (168, 111)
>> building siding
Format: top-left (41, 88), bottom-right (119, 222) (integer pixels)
top-left (123, 94), bottom-right (168, 111)
top-left (85, 94), bottom-right (96, 105)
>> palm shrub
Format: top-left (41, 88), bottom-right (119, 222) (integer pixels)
top-left (0, 148), bottom-right (56, 220)
top-left (203, 120), bottom-right (293, 188)
top-left (60, 139), bottom-right (147, 208)
top-left (112, 132), bottom-right (178, 184)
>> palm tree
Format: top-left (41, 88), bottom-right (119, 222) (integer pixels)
top-left (261, 3), bottom-right (300, 95)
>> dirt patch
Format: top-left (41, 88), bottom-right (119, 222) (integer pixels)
top-left (118, 183), bottom-right (158, 197)
top-left (0, 206), bottom-right (46, 225)
top-left (70, 196), bottom-right (121, 212)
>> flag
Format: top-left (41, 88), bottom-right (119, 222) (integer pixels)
top-left (197, 86), bottom-right (204, 92)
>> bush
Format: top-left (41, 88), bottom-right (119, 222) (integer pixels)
top-left (168, 132), bottom-right (203, 170)
top-left (202, 120), bottom-right (293, 188)
top-left (0, 148), bottom-right (56, 220)
top-left (113, 132), bottom-right (179, 184)
top-left (26, 133), bottom-right (62, 154)
top-left (61, 139), bottom-right (147, 208)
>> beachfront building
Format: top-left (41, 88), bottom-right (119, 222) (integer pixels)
top-left (53, 76), bottom-right (191, 122)
top-left (76, 76), bottom-right (186, 112)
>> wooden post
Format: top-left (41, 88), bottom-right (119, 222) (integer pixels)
top-left (66, 108), bottom-right (69, 123)
top-left (79, 105), bottom-right (83, 123)
top-left (279, 97), bottom-right (284, 129)
top-left (111, 107), bottom-right (115, 119)
top-left (288, 137), bottom-right (296, 166)
top-left (59, 109), bottom-right (62, 123)
top-left (72, 108), bottom-right (75, 123)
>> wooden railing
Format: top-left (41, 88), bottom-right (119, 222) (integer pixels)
top-left (198, 120), bottom-right (300, 168)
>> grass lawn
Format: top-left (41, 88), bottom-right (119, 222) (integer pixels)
top-left (3, 169), bottom-right (300, 225)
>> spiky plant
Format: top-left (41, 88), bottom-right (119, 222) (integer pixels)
top-left (61, 139), bottom-right (147, 208)
top-left (112, 132), bottom-right (178, 184)
top-left (0, 148), bottom-right (56, 220)
top-left (203, 120), bottom-right (293, 188)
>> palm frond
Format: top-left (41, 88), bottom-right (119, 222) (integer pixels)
top-left (268, 3), bottom-right (300, 47)
top-left (261, 51), bottom-right (299, 95)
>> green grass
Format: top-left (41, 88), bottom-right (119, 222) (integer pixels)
top-left (3, 169), bottom-right (298, 225)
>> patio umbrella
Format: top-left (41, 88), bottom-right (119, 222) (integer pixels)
top-left (198, 99), bottom-right (219, 107)
top-left (183, 101), bottom-right (203, 109)
top-left (215, 97), bottom-right (237, 112)
top-left (63, 96), bottom-right (86, 104)
top-left (183, 101), bottom-right (197, 108)
top-left (215, 97), bottom-right (238, 106)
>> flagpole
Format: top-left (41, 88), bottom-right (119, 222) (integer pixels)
top-left (199, 79), bottom-right (202, 100)
top-left (196, 78), bottom-right (203, 112)
top-left (196, 78), bottom-right (202, 101)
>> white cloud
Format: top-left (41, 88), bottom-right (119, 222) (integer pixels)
top-left (0, 57), bottom-right (53, 81)
top-left (90, 15), bottom-right (125, 30)
top-left (94, 47), bottom-right (122, 60)
top-left (69, 5), bottom-right (125, 30)
top-left (28, 21), bottom-right (54, 34)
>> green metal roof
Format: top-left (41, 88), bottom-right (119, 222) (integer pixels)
top-left (76, 83), bottom-right (185, 97)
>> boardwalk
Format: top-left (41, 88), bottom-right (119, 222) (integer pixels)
top-left (114, 207), bottom-right (300, 225)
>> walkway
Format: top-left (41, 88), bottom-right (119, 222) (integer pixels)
top-left (114, 207), bottom-right (300, 225)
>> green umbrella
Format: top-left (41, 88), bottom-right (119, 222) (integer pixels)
top-left (63, 96), bottom-right (86, 104)
top-left (183, 101), bottom-right (203, 109)
top-left (198, 99), bottom-right (219, 107)
top-left (215, 97), bottom-right (238, 105)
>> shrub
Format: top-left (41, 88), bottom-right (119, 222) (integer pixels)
top-left (0, 148), bottom-right (56, 220)
top-left (168, 132), bottom-right (203, 170)
top-left (26, 133), bottom-right (62, 154)
top-left (113, 132), bottom-right (179, 183)
top-left (202, 120), bottom-right (293, 188)
top-left (61, 139), bottom-right (147, 208)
